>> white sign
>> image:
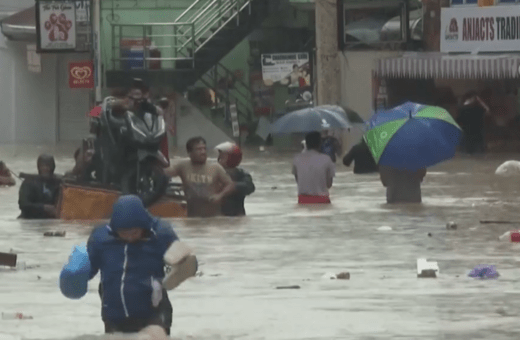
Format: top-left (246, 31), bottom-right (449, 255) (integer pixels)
top-left (27, 45), bottom-right (41, 73)
top-left (229, 104), bottom-right (240, 138)
top-left (75, 0), bottom-right (90, 22)
top-left (38, 0), bottom-right (76, 50)
top-left (441, 6), bottom-right (520, 53)
top-left (261, 52), bottom-right (311, 87)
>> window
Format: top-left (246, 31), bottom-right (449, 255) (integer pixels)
top-left (343, 0), bottom-right (407, 46)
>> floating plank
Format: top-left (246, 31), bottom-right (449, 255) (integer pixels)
top-left (480, 220), bottom-right (520, 224)
top-left (0, 252), bottom-right (17, 267)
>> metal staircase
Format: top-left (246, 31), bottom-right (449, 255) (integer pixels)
top-left (105, 0), bottom-right (273, 129)
top-left (105, 0), bottom-right (270, 91)
top-left (198, 62), bottom-right (253, 123)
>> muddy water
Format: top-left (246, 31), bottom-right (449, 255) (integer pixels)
top-left (1, 144), bottom-right (520, 340)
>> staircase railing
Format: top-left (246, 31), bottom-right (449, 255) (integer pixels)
top-left (175, 0), bottom-right (252, 55)
top-left (198, 62), bottom-right (253, 122)
top-left (110, 22), bottom-right (197, 70)
top-left (109, 0), bottom-right (254, 70)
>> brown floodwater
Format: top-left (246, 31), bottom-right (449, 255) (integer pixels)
top-left (1, 144), bottom-right (520, 340)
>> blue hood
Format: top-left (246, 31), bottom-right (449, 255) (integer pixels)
top-left (109, 195), bottom-right (154, 232)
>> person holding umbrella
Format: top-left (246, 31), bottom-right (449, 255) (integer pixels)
top-left (342, 139), bottom-right (378, 174)
top-left (379, 166), bottom-right (426, 204)
top-left (364, 102), bottom-right (462, 204)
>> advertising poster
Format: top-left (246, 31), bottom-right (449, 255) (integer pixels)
top-left (38, 0), bottom-right (76, 51)
top-left (69, 61), bottom-right (94, 88)
top-left (261, 52), bottom-right (311, 87)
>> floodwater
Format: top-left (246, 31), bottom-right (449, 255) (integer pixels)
top-left (2, 144), bottom-right (520, 340)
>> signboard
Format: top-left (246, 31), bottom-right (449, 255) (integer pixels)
top-left (261, 53), bottom-right (311, 87)
top-left (229, 104), bottom-right (240, 138)
top-left (27, 45), bottom-right (41, 73)
top-left (69, 61), bottom-right (94, 88)
top-left (37, 0), bottom-right (77, 52)
top-left (75, 0), bottom-right (92, 51)
top-left (261, 52), bottom-right (313, 105)
top-left (75, 0), bottom-right (90, 22)
top-left (441, 6), bottom-right (520, 53)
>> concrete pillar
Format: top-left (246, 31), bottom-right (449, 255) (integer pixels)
top-left (315, 0), bottom-right (341, 105)
top-left (422, 0), bottom-right (450, 52)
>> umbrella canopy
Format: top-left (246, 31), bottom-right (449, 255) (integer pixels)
top-left (364, 102), bottom-right (462, 170)
top-left (270, 105), bottom-right (352, 134)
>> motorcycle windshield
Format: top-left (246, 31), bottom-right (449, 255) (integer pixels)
top-left (126, 111), bottom-right (165, 143)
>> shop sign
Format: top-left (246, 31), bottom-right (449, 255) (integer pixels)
top-left (441, 6), bottom-right (520, 52)
top-left (37, 0), bottom-right (77, 52)
top-left (69, 61), bottom-right (94, 88)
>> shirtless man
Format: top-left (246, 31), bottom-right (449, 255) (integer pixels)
top-left (165, 137), bottom-right (235, 217)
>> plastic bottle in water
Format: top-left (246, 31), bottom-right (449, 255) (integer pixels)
top-left (2, 312), bottom-right (33, 320)
top-left (499, 231), bottom-right (520, 242)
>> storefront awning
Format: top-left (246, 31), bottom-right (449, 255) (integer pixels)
top-left (1, 6), bottom-right (36, 42)
top-left (374, 53), bottom-right (520, 79)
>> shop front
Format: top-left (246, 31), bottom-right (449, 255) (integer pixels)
top-left (0, 1), bottom-right (93, 144)
top-left (373, 5), bottom-right (520, 152)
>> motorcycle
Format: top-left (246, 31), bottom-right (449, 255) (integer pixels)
top-left (90, 96), bottom-right (169, 206)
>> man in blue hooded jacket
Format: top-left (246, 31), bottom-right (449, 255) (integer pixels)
top-left (87, 195), bottom-right (194, 338)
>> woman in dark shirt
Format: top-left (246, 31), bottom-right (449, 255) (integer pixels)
top-left (343, 139), bottom-right (379, 174)
top-left (457, 91), bottom-right (490, 154)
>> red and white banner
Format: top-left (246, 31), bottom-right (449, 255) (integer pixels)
top-left (69, 61), bottom-right (94, 88)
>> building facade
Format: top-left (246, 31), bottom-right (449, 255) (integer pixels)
top-left (0, 0), bottom-right (92, 145)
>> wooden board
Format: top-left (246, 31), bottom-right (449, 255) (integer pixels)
top-left (58, 183), bottom-right (186, 221)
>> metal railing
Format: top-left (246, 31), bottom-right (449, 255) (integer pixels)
top-left (110, 22), bottom-right (196, 70)
top-left (199, 62), bottom-right (253, 122)
top-left (109, 0), bottom-right (254, 70)
top-left (175, 0), bottom-right (252, 55)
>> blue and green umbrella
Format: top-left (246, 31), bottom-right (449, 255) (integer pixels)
top-left (364, 102), bottom-right (462, 170)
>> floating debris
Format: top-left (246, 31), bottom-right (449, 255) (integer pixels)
top-left (446, 221), bottom-right (457, 230)
top-left (1, 312), bottom-right (33, 320)
top-left (276, 285), bottom-right (300, 289)
top-left (0, 252), bottom-right (17, 267)
top-left (468, 265), bottom-right (499, 279)
top-left (336, 272), bottom-right (350, 280)
top-left (44, 231), bottom-right (66, 237)
top-left (417, 258), bottom-right (439, 278)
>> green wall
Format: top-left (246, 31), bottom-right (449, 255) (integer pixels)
top-left (99, 0), bottom-right (315, 129)
top-left (100, 0), bottom-right (202, 71)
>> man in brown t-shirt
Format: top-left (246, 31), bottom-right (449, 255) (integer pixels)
top-left (165, 137), bottom-right (235, 217)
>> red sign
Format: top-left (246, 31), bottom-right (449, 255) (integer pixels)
top-left (69, 61), bottom-right (94, 89)
top-left (120, 38), bottom-right (151, 47)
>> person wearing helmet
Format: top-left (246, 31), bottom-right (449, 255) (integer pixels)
top-left (18, 154), bottom-right (61, 219)
top-left (215, 142), bottom-right (255, 216)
